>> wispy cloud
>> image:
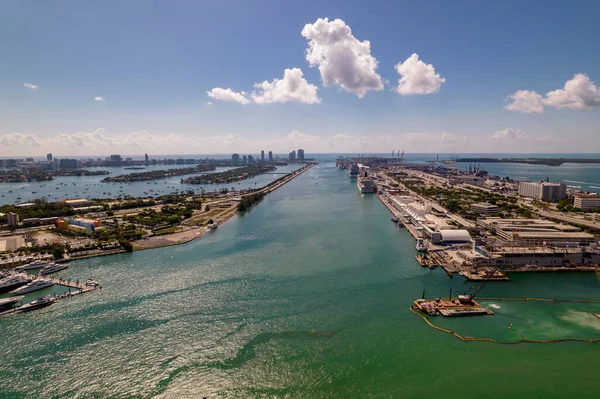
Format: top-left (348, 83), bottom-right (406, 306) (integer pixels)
top-left (24, 83), bottom-right (39, 90)
top-left (94, 96), bottom-right (104, 102)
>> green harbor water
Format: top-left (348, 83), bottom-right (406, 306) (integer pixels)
top-left (1, 163), bottom-right (600, 398)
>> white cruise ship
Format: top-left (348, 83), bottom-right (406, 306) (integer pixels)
top-left (348, 163), bottom-right (360, 178)
top-left (357, 176), bottom-right (376, 194)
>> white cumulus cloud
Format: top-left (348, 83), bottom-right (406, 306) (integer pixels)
top-left (301, 18), bottom-right (384, 98)
top-left (94, 97), bottom-right (104, 101)
top-left (394, 54), bottom-right (445, 95)
top-left (207, 88), bottom-right (250, 104)
top-left (545, 73), bottom-right (600, 110)
top-left (504, 90), bottom-right (545, 114)
top-left (252, 68), bottom-right (320, 104)
top-left (505, 73), bottom-right (600, 113)
top-left (24, 83), bottom-right (39, 90)
top-left (492, 128), bottom-right (527, 140)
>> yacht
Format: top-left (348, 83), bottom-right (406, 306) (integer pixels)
top-left (0, 296), bottom-right (25, 312)
top-left (17, 296), bottom-right (55, 312)
top-left (39, 264), bottom-right (69, 276)
top-left (16, 260), bottom-right (51, 271)
top-left (0, 275), bottom-right (32, 294)
top-left (10, 279), bottom-right (54, 295)
top-left (415, 238), bottom-right (428, 252)
top-left (85, 279), bottom-right (100, 287)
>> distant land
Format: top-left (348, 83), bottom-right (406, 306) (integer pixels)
top-left (455, 157), bottom-right (600, 167)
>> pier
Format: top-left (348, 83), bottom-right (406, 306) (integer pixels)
top-left (0, 277), bottom-right (100, 316)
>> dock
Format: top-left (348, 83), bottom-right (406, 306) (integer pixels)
top-left (414, 297), bottom-right (494, 317)
top-left (0, 277), bottom-right (100, 316)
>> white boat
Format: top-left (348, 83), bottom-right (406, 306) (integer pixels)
top-left (39, 264), bottom-right (68, 276)
top-left (10, 279), bottom-right (54, 294)
top-left (357, 176), bottom-right (376, 194)
top-left (208, 223), bottom-right (218, 230)
top-left (85, 279), bottom-right (100, 287)
top-left (415, 238), bottom-right (427, 252)
top-left (0, 275), bottom-right (32, 294)
top-left (16, 260), bottom-right (52, 271)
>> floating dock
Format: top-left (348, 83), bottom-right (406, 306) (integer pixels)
top-left (414, 297), bottom-right (494, 317)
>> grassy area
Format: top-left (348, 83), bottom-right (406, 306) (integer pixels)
top-left (153, 226), bottom-right (182, 235)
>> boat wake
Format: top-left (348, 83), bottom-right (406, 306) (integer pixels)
top-left (489, 303), bottom-right (501, 309)
top-left (565, 180), bottom-right (599, 185)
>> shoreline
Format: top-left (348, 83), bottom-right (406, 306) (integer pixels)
top-left (131, 162), bottom-right (315, 252)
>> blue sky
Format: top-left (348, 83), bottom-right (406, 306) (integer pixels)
top-left (1, 0), bottom-right (600, 155)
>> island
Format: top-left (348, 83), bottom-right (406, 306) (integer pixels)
top-left (455, 157), bottom-right (600, 166)
top-left (181, 165), bottom-right (277, 184)
top-left (0, 169), bottom-right (110, 183)
top-left (101, 165), bottom-right (216, 182)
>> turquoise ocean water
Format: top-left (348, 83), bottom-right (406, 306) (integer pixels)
top-left (1, 162), bottom-right (600, 397)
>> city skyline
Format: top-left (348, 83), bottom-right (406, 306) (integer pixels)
top-left (2, 1), bottom-right (600, 156)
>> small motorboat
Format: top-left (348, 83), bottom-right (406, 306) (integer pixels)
top-left (85, 279), bottom-right (100, 287)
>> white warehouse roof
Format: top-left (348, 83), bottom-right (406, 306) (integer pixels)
top-left (440, 229), bottom-right (471, 243)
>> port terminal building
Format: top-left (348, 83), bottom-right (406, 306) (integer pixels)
top-left (477, 217), bottom-right (595, 244)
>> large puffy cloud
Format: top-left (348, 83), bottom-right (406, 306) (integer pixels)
top-left (301, 18), bottom-right (384, 98)
top-left (252, 68), bottom-right (320, 104)
top-left (504, 90), bottom-right (545, 114)
top-left (505, 73), bottom-right (600, 113)
top-left (394, 54), bottom-right (445, 95)
top-left (207, 88), bottom-right (250, 104)
top-left (544, 74), bottom-right (600, 110)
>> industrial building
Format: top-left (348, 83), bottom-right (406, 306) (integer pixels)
top-left (485, 245), bottom-right (600, 267)
top-left (470, 202), bottom-right (499, 216)
top-left (477, 217), bottom-right (595, 244)
top-left (64, 198), bottom-right (91, 207)
top-left (574, 195), bottom-right (600, 211)
top-left (518, 181), bottom-right (567, 202)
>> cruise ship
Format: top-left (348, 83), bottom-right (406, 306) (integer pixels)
top-left (357, 176), bottom-right (376, 194)
top-left (348, 163), bottom-right (360, 178)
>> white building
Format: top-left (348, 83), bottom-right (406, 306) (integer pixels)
top-left (574, 195), bottom-right (600, 211)
top-left (470, 202), bottom-right (499, 216)
top-left (7, 212), bottom-right (19, 228)
top-left (518, 181), bottom-right (567, 202)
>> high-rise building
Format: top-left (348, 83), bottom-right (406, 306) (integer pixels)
top-left (297, 149), bottom-right (305, 160)
top-left (47, 153), bottom-right (53, 161)
top-left (25, 158), bottom-right (34, 162)
top-left (144, 153), bottom-right (149, 164)
top-left (289, 151), bottom-right (296, 161)
top-left (261, 150), bottom-right (265, 162)
top-left (58, 158), bottom-right (78, 169)
top-left (248, 155), bottom-right (254, 164)
top-left (110, 154), bottom-right (122, 163)
top-left (242, 155), bottom-right (247, 165)
top-left (7, 212), bottom-right (19, 228)
top-left (268, 151), bottom-right (273, 162)
top-left (518, 181), bottom-right (567, 202)
top-left (232, 153), bottom-right (240, 164)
